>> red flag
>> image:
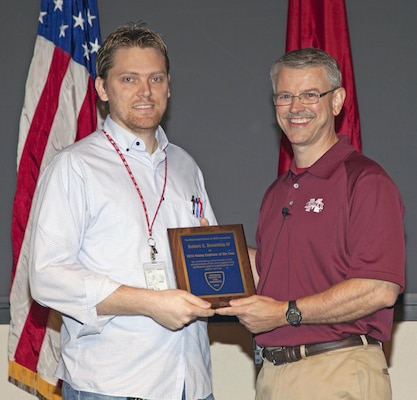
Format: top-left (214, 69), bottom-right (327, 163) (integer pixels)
top-left (278, 0), bottom-right (361, 175)
top-left (8, 1), bottom-right (101, 399)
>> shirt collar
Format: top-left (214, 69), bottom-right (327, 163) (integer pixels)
top-left (287, 135), bottom-right (356, 180)
top-left (103, 115), bottom-right (169, 155)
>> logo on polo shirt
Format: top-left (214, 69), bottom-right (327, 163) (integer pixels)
top-left (305, 198), bottom-right (324, 213)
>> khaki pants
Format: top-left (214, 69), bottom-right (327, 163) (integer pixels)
top-left (255, 343), bottom-right (391, 400)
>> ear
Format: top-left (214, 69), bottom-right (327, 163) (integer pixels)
top-left (95, 77), bottom-right (109, 102)
top-left (332, 87), bottom-right (346, 116)
top-left (167, 74), bottom-right (171, 98)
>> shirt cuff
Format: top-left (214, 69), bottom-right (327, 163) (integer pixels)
top-left (77, 274), bottom-right (121, 337)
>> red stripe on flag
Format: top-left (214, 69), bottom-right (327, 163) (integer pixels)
top-left (278, 0), bottom-right (361, 175)
top-left (14, 302), bottom-right (50, 371)
top-left (12, 47), bottom-right (71, 280)
top-left (76, 77), bottom-right (98, 142)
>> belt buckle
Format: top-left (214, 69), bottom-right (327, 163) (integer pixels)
top-left (270, 346), bottom-right (284, 354)
top-left (264, 346), bottom-right (285, 365)
top-left (271, 346), bottom-right (285, 366)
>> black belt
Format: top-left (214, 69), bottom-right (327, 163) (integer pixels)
top-left (262, 334), bottom-right (380, 366)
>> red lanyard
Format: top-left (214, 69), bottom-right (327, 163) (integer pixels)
top-left (102, 130), bottom-right (167, 259)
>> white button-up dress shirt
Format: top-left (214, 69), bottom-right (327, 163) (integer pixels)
top-left (29, 116), bottom-right (217, 399)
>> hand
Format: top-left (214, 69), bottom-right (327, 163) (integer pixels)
top-left (215, 295), bottom-right (286, 334)
top-left (200, 217), bottom-right (209, 227)
top-left (147, 289), bottom-right (215, 331)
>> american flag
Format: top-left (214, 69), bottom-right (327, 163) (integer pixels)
top-left (278, 0), bottom-right (362, 175)
top-left (8, 1), bottom-right (101, 398)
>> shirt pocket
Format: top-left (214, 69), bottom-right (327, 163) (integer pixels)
top-left (162, 192), bottom-right (207, 229)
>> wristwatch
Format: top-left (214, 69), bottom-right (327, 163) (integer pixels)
top-left (286, 300), bottom-right (302, 327)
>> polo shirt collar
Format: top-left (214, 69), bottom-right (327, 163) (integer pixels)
top-left (288, 135), bottom-right (356, 180)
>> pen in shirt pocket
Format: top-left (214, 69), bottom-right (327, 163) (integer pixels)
top-left (191, 195), bottom-right (203, 218)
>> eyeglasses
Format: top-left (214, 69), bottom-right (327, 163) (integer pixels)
top-left (273, 88), bottom-right (339, 106)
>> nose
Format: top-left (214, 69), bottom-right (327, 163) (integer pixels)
top-left (137, 80), bottom-right (151, 98)
top-left (289, 95), bottom-right (304, 112)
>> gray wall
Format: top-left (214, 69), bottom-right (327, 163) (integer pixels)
top-left (1, 1), bottom-right (416, 322)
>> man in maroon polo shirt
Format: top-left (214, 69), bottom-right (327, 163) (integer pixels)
top-left (216, 48), bottom-right (405, 399)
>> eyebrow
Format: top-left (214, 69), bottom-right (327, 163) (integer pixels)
top-left (117, 70), bottom-right (167, 76)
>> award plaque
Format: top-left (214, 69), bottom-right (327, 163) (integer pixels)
top-left (168, 224), bottom-right (256, 308)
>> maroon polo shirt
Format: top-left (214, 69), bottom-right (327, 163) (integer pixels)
top-left (255, 136), bottom-right (405, 347)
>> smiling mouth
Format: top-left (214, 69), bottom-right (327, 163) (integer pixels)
top-left (133, 104), bottom-right (153, 110)
top-left (288, 117), bottom-right (311, 124)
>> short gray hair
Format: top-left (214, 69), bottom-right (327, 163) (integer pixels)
top-left (270, 48), bottom-right (342, 91)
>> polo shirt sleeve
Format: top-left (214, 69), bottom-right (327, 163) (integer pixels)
top-left (346, 167), bottom-right (405, 290)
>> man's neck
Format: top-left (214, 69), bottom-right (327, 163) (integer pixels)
top-left (132, 129), bottom-right (159, 155)
top-left (147, 138), bottom-right (159, 154)
top-left (293, 134), bottom-right (338, 168)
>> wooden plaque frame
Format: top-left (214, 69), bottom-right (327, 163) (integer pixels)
top-left (168, 224), bottom-right (255, 308)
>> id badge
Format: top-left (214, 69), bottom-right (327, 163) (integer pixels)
top-left (143, 261), bottom-right (170, 290)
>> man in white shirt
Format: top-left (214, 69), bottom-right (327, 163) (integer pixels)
top-left (29, 22), bottom-right (217, 400)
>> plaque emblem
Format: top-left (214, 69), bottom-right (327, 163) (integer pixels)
top-left (204, 271), bottom-right (225, 292)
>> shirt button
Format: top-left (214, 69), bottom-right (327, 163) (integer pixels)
top-left (293, 183), bottom-right (299, 189)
